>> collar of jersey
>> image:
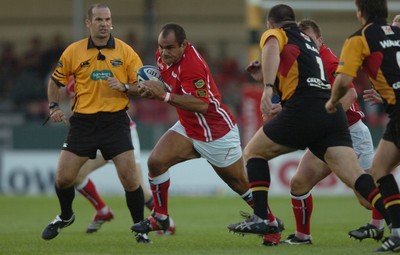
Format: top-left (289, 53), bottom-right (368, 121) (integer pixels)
top-left (87, 35), bottom-right (115, 49)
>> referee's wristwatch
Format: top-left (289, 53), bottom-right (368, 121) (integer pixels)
top-left (48, 102), bottom-right (59, 110)
top-left (124, 83), bottom-right (129, 93)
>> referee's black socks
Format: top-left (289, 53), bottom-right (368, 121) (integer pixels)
top-left (125, 186), bottom-right (145, 223)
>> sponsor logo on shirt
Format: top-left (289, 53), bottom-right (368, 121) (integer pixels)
top-left (196, 89), bottom-right (208, 97)
top-left (194, 79), bottom-right (205, 89)
top-left (380, 39), bottom-right (400, 49)
top-left (306, 77), bottom-right (331, 90)
top-left (110, 59), bottom-right (123, 67)
top-left (381, 25), bottom-right (394, 35)
top-left (91, 70), bottom-right (113, 80)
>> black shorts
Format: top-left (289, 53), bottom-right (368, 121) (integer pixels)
top-left (383, 117), bottom-right (400, 149)
top-left (263, 97), bottom-right (352, 161)
top-left (62, 110), bottom-right (133, 160)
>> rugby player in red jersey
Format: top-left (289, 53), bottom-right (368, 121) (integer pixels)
top-left (131, 23), bottom-right (283, 245)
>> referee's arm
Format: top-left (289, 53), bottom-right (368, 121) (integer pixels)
top-left (47, 78), bottom-right (67, 124)
top-left (47, 78), bottom-right (62, 107)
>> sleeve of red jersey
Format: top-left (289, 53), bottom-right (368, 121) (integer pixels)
top-left (180, 63), bottom-right (210, 103)
top-left (322, 50), bottom-right (355, 89)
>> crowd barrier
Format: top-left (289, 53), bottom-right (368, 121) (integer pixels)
top-left (3, 150), bottom-right (393, 196)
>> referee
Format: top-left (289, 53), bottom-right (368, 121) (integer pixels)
top-left (41, 3), bottom-right (150, 243)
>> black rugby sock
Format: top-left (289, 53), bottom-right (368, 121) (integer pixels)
top-left (55, 185), bottom-right (75, 220)
top-left (377, 174), bottom-right (400, 228)
top-left (126, 186), bottom-right (145, 223)
top-left (355, 174), bottom-right (391, 226)
top-left (247, 158), bottom-right (271, 220)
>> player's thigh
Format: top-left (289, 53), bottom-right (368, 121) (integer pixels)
top-left (324, 146), bottom-right (362, 188)
top-left (148, 130), bottom-right (199, 172)
top-left (244, 127), bottom-right (294, 161)
top-left (57, 150), bottom-right (89, 187)
top-left (112, 150), bottom-right (140, 190)
top-left (371, 139), bottom-right (400, 180)
top-left (291, 150), bottom-right (331, 193)
top-left (76, 155), bottom-right (108, 182)
top-left (131, 125), bottom-right (142, 163)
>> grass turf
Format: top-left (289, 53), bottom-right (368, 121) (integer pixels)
top-left (0, 195), bottom-right (386, 255)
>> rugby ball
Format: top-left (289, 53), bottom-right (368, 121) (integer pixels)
top-left (137, 65), bottom-right (170, 91)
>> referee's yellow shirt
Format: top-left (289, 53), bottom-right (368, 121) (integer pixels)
top-left (52, 35), bottom-right (143, 114)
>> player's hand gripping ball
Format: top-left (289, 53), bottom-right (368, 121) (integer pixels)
top-left (137, 65), bottom-right (171, 92)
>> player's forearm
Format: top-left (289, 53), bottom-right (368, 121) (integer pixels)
top-left (330, 73), bottom-right (353, 106)
top-left (340, 88), bottom-right (357, 111)
top-left (168, 94), bottom-right (209, 113)
top-left (47, 78), bottom-right (61, 103)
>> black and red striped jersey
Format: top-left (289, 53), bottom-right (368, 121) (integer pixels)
top-left (337, 19), bottom-right (400, 117)
top-left (259, 23), bottom-right (331, 104)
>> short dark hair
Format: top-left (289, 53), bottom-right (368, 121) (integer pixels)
top-left (160, 23), bottom-right (187, 46)
top-left (298, 19), bottom-right (322, 38)
top-left (268, 4), bottom-right (295, 24)
top-left (355, 0), bottom-right (388, 21)
top-left (87, 3), bottom-right (109, 20)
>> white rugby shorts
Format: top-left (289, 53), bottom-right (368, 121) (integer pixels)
top-left (169, 121), bottom-right (242, 168)
top-left (349, 119), bottom-right (374, 170)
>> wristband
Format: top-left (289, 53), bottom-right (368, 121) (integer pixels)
top-left (265, 83), bottom-right (274, 89)
top-left (162, 92), bottom-right (172, 103)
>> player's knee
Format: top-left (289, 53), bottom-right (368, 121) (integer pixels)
top-left (147, 156), bottom-right (166, 176)
top-left (118, 173), bottom-right (140, 191)
top-left (289, 176), bottom-right (310, 194)
top-left (56, 175), bottom-right (75, 188)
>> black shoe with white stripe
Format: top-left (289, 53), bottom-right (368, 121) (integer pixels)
top-left (348, 223), bottom-right (384, 241)
top-left (227, 214), bottom-right (269, 235)
top-left (281, 234), bottom-right (312, 245)
top-left (41, 214), bottom-right (75, 240)
top-left (375, 236), bottom-right (400, 252)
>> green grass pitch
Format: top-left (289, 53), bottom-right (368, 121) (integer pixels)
top-left (0, 195), bottom-right (386, 255)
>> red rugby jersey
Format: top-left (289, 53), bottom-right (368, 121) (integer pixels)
top-left (319, 44), bottom-right (364, 126)
top-left (156, 43), bottom-right (236, 142)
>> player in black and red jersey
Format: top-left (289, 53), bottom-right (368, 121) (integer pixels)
top-left (326, 0), bottom-right (400, 252)
top-left (281, 19), bottom-right (388, 245)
